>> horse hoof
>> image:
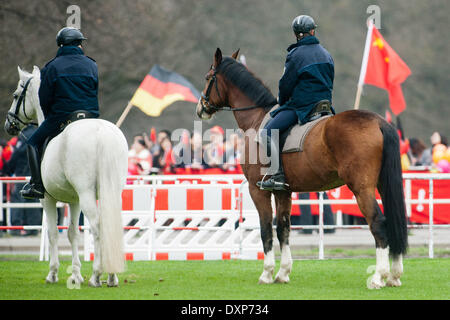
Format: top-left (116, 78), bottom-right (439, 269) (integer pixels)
top-left (67, 274), bottom-right (83, 289)
top-left (88, 280), bottom-right (102, 287)
top-left (107, 274), bottom-right (119, 287)
top-left (274, 274), bottom-right (290, 284)
top-left (386, 277), bottom-right (402, 287)
top-left (258, 274), bottom-right (274, 284)
top-left (367, 276), bottom-right (385, 289)
top-left (45, 273), bottom-right (58, 284)
top-left (274, 266), bottom-right (291, 284)
top-left (70, 274), bottom-right (84, 285)
top-left (88, 276), bottom-right (102, 287)
top-left (258, 278), bottom-right (273, 284)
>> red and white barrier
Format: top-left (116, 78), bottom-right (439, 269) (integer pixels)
top-left (1, 173), bottom-right (450, 261)
top-left (82, 176), bottom-right (264, 261)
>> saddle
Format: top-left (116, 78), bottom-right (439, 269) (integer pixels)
top-left (257, 101), bottom-right (333, 153)
top-left (41, 110), bottom-right (97, 158)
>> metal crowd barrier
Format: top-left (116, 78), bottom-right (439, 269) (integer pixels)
top-left (1, 173), bottom-right (449, 260)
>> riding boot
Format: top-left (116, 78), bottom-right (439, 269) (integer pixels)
top-left (20, 145), bottom-right (45, 199)
top-left (256, 135), bottom-right (289, 191)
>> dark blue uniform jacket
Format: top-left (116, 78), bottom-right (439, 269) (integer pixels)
top-left (39, 45), bottom-right (99, 120)
top-left (27, 46), bottom-right (99, 150)
top-left (271, 36), bottom-right (335, 124)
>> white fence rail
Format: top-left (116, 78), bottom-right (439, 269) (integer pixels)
top-left (1, 173), bottom-right (449, 260)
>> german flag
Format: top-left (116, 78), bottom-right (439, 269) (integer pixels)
top-left (130, 65), bottom-right (200, 117)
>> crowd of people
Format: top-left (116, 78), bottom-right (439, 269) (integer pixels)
top-left (400, 131), bottom-right (450, 172)
top-left (127, 125), bottom-right (450, 176)
top-left (127, 125), bottom-right (244, 176)
top-left (0, 123), bottom-right (448, 236)
top-left (1, 125), bottom-right (447, 179)
top-left (1, 126), bottom-right (42, 236)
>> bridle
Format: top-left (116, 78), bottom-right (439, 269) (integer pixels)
top-left (6, 77), bottom-right (38, 133)
top-left (200, 65), bottom-right (273, 115)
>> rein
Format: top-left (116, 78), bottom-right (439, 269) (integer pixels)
top-left (200, 66), bottom-right (274, 114)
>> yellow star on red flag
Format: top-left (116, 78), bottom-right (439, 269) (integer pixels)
top-left (373, 37), bottom-right (384, 49)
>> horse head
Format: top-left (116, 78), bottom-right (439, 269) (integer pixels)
top-left (196, 48), bottom-right (240, 120)
top-left (5, 66), bottom-right (41, 136)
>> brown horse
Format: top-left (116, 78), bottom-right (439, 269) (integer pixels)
top-left (196, 48), bottom-right (408, 289)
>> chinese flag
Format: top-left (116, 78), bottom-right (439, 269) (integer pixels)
top-left (364, 26), bottom-right (411, 115)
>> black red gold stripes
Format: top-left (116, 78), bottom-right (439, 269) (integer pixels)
top-left (130, 65), bottom-right (200, 117)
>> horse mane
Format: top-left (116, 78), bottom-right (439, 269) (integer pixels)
top-left (216, 57), bottom-right (277, 111)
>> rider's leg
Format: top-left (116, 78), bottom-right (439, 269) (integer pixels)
top-left (20, 121), bottom-right (58, 199)
top-left (257, 134), bottom-right (288, 190)
top-left (20, 144), bottom-right (45, 199)
top-left (257, 109), bottom-right (297, 191)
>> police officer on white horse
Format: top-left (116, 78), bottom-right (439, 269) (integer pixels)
top-left (5, 27), bottom-right (128, 287)
top-left (21, 27), bottom-right (99, 199)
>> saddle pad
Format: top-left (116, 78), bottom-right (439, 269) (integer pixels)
top-left (255, 105), bottom-right (332, 153)
top-left (282, 116), bottom-right (331, 153)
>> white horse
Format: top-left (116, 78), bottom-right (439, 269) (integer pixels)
top-left (5, 66), bottom-right (129, 287)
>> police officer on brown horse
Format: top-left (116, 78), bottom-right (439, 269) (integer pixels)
top-left (257, 15), bottom-right (335, 191)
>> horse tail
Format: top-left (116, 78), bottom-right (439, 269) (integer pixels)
top-left (377, 120), bottom-right (408, 256)
top-left (97, 123), bottom-right (128, 273)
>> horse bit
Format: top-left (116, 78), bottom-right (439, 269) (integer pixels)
top-left (6, 77), bottom-right (38, 134)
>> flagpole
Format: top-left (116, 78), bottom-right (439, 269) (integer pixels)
top-left (353, 85), bottom-right (363, 110)
top-left (116, 101), bottom-right (133, 128)
top-left (354, 20), bottom-right (374, 109)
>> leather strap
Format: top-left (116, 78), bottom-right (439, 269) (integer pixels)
top-left (59, 110), bottom-right (97, 131)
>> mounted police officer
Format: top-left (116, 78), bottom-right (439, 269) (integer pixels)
top-left (21, 27), bottom-right (99, 199)
top-left (257, 15), bottom-right (335, 191)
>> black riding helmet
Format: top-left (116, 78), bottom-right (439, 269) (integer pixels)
top-left (56, 27), bottom-right (87, 46)
top-left (292, 15), bottom-right (317, 35)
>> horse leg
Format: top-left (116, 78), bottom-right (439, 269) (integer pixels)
top-left (274, 191), bottom-right (292, 283)
top-left (107, 274), bottom-right (119, 287)
top-left (354, 189), bottom-right (390, 289)
top-left (78, 193), bottom-right (102, 287)
top-left (386, 254), bottom-right (403, 287)
top-left (249, 186), bottom-right (275, 284)
top-left (67, 203), bottom-right (83, 286)
top-left (42, 197), bottom-right (59, 284)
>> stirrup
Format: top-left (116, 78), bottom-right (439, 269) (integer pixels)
top-left (20, 183), bottom-right (45, 199)
top-left (256, 176), bottom-right (290, 191)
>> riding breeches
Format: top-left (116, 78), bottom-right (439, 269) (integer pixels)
top-left (26, 116), bottom-right (64, 151)
top-left (264, 109), bottom-right (298, 137)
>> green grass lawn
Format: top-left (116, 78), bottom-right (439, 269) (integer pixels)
top-left (0, 258), bottom-right (449, 300)
top-left (286, 246), bottom-right (450, 259)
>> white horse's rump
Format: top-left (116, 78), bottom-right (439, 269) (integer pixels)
top-left (44, 119), bottom-right (128, 274)
top-left (6, 66), bottom-right (128, 286)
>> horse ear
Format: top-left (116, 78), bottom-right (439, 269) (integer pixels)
top-left (32, 65), bottom-right (40, 77)
top-left (231, 48), bottom-right (240, 60)
top-left (17, 66), bottom-right (26, 82)
top-left (213, 48), bottom-right (222, 68)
